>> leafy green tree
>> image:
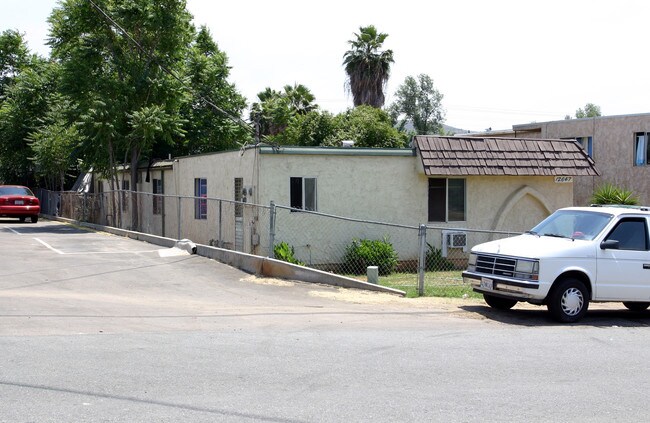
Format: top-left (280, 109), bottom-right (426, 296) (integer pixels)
top-left (250, 84), bottom-right (317, 138)
top-left (0, 57), bottom-right (56, 185)
top-left (250, 88), bottom-right (292, 137)
top-left (0, 29), bottom-right (31, 98)
top-left (270, 110), bottom-right (337, 146)
top-left (180, 26), bottom-right (250, 155)
top-left (326, 106), bottom-right (407, 148)
top-left (343, 25), bottom-right (394, 108)
top-left (28, 95), bottom-right (81, 190)
top-left (49, 0), bottom-right (194, 230)
top-left (272, 106), bottom-right (407, 148)
top-left (575, 103), bottom-right (601, 118)
top-left (388, 74), bottom-right (445, 135)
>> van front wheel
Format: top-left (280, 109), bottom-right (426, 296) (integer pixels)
top-left (547, 278), bottom-right (589, 323)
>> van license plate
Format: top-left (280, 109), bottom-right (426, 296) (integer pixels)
top-left (480, 277), bottom-right (493, 290)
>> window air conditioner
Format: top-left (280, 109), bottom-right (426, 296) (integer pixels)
top-left (446, 232), bottom-right (467, 248)
top-left (442, 230), bottom-right (468, 257)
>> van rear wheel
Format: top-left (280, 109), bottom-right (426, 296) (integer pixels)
top-left (484, 294), bottom-right (517, 310)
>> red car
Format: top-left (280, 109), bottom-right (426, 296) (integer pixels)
top-left (0, 185), bottom-right (40, 223)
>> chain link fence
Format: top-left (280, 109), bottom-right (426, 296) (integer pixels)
top-left (37, 189), bottom-right (522, 297)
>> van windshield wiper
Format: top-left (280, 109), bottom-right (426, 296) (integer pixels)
top-left (543, 233), bottom-right (569, 239)
top-left (524, 230), bottom-right (539, 236)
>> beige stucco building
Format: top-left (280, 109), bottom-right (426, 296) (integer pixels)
top-left (95, 136), bottom-right (596, 265)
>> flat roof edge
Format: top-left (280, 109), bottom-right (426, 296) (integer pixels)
top-left (259, 146), bottom-right (415, 157)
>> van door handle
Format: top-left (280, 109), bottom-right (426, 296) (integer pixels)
top-left (644, 264), bottom-right (650, 270)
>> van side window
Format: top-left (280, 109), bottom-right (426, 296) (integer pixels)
top-left (605, 218), bottom-right (649, 251)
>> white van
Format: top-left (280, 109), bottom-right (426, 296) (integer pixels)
top-left (463, 205), bottom-right (650, 322)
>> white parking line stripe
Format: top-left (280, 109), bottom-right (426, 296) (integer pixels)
top-left (64, 250), bottom-right (163, 255)
top-left (4, 227), bottom-right (21, 235)
top-left (34, 238), bottom-right (65, 255)
top-left (30, 239), bottom-right (164, 255)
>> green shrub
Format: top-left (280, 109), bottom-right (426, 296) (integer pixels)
top-left (591, 183), bottom-right (639, 205)
top-left (425, 243), bottom-right (455, 271)
top-left (344, 237), bottom-right (399, 275)
top-left (273, 242), bottom-right (305, 266)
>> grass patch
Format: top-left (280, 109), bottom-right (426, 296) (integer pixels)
top-left (350, 270), bottom-right (482, 299)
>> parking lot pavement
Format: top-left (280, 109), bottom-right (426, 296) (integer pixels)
top-left (2, 218), bottom-right (648, 334)
top-left (0, 219), bottom-right (474, 337)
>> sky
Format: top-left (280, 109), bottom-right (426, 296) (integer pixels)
top-left (3, 0), bottom-right (650, 132)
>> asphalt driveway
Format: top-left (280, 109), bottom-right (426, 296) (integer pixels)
top-left (3, 219), bottom-right (650, 423)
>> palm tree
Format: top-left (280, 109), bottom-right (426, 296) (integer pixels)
top-left (343, 25), bottom-right (394, 108)
top-left (283, 83), bottom-right (317, 115)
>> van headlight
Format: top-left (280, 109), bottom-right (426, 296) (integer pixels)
top-left (467, 253), bottom-right (477, 271)
top-left (514, 259), bottom-right (539, 280)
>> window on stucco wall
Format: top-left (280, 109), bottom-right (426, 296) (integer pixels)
top-left (635, 132), bottom-right (650, 166)
top-left (576, 136), bottom-right (593, 158)
top-left (153, 178), bottom-right (163, 215)
top-left (428, 178), bottom-right (466, 222)
top-left (290, 177), bottom-right (317, 211)
top-left (194, 178), bottom-right (207, 219)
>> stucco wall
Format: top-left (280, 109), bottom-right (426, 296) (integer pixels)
top-left (467, 175), bottom-right (571, 231)
top-left (532, 114), bottom-right (650, 206)
top-left (173, 150), bottom-right (259, 249)
top-left (257, 152), bottom-right (422, 223)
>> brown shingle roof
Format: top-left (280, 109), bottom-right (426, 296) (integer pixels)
top-left (415, 136), bottom-right (599, 177)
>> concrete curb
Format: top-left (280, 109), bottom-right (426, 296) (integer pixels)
top-left (43, 215), bottom-right (406, 296)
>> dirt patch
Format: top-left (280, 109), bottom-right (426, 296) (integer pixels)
top-left (242, 275), bottom-right (482, 310)
top-left (240, 275), bottom-right (296, 287)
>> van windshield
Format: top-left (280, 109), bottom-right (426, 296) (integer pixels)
top-left (529, 210), bottom-right (613, 241)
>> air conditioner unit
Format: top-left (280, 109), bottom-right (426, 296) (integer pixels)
top-left (442, 230), bottom-right (468, 257)
top-left (446, 231), bottom-right (467, 248)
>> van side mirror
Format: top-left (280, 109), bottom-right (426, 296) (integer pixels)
top-left (600, 239), bottom-right (620, 250)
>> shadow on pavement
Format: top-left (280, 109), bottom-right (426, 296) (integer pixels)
top-left (461, 304), bottom-right (650, 328)
top-left (0, 219), bottom-right (90, 235)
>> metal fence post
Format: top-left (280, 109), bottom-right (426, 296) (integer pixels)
top-left (177, 195), bottom-right (182, 240)
top-left (218, 199), bottom-right (222, 246)
top-left (418, 224), bottom-right (427, 296)
top-left (82, 192), bottom-right (88, 222)
top-left (269, 201), bottom-right (276, 258)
